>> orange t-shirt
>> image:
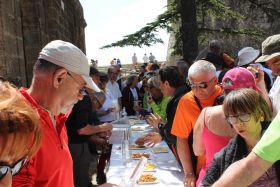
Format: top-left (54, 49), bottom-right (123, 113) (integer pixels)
top-left (171, 86), bottom-right (222, 174)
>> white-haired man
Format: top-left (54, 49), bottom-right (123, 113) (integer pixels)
top-left (171, 60), bottom-right (222, 187)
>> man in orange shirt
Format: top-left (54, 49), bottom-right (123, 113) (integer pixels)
top-left (171, 60), bottom-right (222, 187)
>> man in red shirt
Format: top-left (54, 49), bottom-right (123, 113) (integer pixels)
top-left (12, 40), bottom-right (100, 187)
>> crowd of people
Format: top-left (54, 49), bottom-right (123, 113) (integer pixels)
top-left (0, 33), bottom-right (280, 187)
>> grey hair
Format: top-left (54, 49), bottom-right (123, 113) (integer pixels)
top-left (188, 60), bottom-right (216, 78)
top-left (147, 76), bottom-right (160, 89)
top-left (126, 74), bottom-right (138, 87)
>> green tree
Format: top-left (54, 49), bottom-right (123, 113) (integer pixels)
top-left (101, 0), bottom-right (279, 64)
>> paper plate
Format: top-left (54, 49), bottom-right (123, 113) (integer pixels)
top-left (152, 147), bottom-right (169, 153)
top-left (131, 153), bottom-right (151, 160)
top-left (137, 174), bottom-right (159, 184)
top-left (137, 179), bottom-right (159, 185)
top-left (143, 163), bottom-right (157, 172)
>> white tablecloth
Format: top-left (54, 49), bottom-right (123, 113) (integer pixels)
top-left (107, 121), bottom-right (184, 186)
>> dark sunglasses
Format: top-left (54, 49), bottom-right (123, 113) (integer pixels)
top-left (187, 77), bottom-right (215, 89)
top-left (226, 113), bottom-right (251, 125)
top-left (0, 158), bottom-right (28, 179)
top-left (67, 72), bottom-right (87, 95)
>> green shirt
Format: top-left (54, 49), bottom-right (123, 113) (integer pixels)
top-left (253, 113), bottom-right (280, 163)
top-left (150, 96), bottom-right (170, 123)
top-left (143, 92), bottom-right (148, 109)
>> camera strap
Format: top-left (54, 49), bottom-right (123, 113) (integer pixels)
top-left (194, 94), bottom-right (223, 111)
top-left (194, 95), bottom-right (203, 111)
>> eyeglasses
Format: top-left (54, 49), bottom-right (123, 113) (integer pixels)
top-left (226, 113), bottom-right (251, 125)
top-left (0, 158), bottom-right (28, 179)
top-left (67, 72), bottom-right (87, 95)
top-left (187, 77), bottom-right (215, 89)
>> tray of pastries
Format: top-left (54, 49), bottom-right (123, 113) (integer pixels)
top-left (137, 174), bottom-right (159, 184)
top-left (131, 152), bottom-right (150, 159)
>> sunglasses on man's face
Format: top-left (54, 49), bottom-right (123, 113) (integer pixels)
top-left (226, 113), bottom-right (251, 125)
top-left (187, 77), bottom-right (215, 89)
top-left (0, 158), bottom-right (28, 179)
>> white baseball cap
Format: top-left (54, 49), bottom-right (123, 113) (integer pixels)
top-left (237, 47), bottom-right (260, 66)
top-left (38, 40), bottom-right (100, 92)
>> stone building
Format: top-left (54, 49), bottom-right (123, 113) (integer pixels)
top-left (0, 0), bottom-right (86, 86)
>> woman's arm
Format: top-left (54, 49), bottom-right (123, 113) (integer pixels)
top-left (193, 108), bottom-right (206, 156)
top-left (247, 66), bottom-right (272, 111)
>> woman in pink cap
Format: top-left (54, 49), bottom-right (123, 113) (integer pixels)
top-left (193, 67), bottom-right (270, 186)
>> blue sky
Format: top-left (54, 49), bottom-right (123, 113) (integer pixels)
top-left (80, 0), bottom-right (168, 66)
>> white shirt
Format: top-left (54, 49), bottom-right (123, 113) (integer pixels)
top-left (143, 55), bottom-right (148, 63)
top-left (100, 81), bottom-right (122, 122)
top-left (132, 55), bottom-right (137, 64)
top-left (269, 76), bottom-right (280, 118)
top-left (106, 81), bottom-right (122, 100)
top-left (130, 88), bottom-right (138, 101)
top-left (98, 95), bottom-right (115, 122)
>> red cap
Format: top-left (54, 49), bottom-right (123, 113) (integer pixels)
top-left (222, 67), bottom-right (260, 92)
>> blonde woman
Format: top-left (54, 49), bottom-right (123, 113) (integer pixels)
top-left (0, 81), bottom-right (41, 187)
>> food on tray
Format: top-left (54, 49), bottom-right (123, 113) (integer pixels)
top-left (131, 152), bottom-right (150, 159)
top-left (135, 137), bottom-right (145, 146)
top-left (131, 127), bottom-right (143, 131)
top-left (152, 147), bottom-right (169, 153)
top-left (137, 174), bottom-right (157, 183)
top-left (131, 144), bottom-right (146, 149)
top-left (144, 163), bottom-right (156, 171)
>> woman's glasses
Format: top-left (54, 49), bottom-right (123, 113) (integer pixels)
top-left (226, 113), bottom-right (251, 125)
top-left (0, 158), bottom-right (28, 179)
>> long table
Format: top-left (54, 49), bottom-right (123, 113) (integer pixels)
top-left (107, 120), bottom-right (184, 186)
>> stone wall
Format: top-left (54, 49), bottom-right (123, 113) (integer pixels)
top-left (203, 0), bottom-right (280, 57)
top-left (167, 0), bottom-right (280, 64)
top-left (0, 0), bottom-right (86, 86)
top-left (0, 0), bottom-right (26, 85)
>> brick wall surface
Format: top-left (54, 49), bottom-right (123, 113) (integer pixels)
top-left (0, 0), bottom-right (86, 86)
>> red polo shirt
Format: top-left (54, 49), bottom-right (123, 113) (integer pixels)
top-left (12, 88), bottom-right (73, 187)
